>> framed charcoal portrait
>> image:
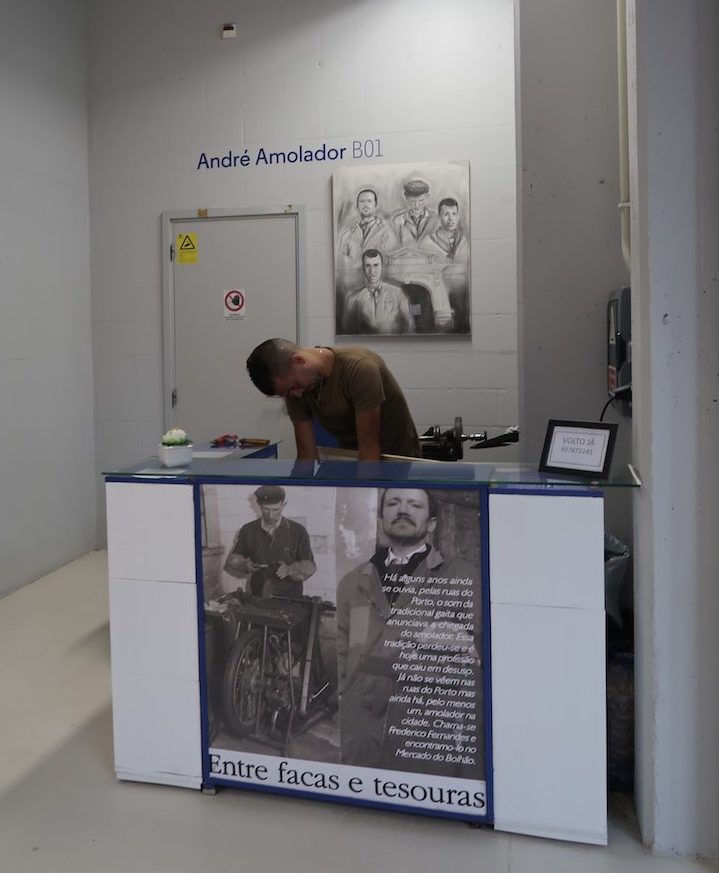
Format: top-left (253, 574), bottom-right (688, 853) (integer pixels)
top-left (333, 161), bottom-right (471, 337)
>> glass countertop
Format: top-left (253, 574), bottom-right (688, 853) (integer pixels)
top-left (104, 452), bottom-right (641, 489)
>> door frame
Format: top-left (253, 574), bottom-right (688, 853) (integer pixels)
top-left (161, 205), bottom-right (308, 430)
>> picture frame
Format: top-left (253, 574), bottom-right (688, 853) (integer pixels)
top-left (538, 420), bottom-right (619, 479)
top-left (332, 160), bottom-right (471, 337)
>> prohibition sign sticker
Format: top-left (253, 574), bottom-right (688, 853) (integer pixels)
top-left (224, 289), bottom-right (246, 320)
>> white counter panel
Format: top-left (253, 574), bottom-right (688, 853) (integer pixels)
top-left (106, 482), bottom-right (196, 583)
top-left (111, 671), bottom-right (202, 785)
top-left (489, 491), bottom-right (606, 844)
top-left (490, 602), bottom-right (607, 844)
top-left (109, 578), bottom-right (199, 681)
top-left (489, 492), bottom-right (604, 610)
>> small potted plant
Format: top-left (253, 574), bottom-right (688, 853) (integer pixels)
top-left (158, 427), bottom-right (193, 468)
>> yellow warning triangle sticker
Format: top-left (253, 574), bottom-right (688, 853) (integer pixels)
top-left (179, 234), bottom-right (197, 251)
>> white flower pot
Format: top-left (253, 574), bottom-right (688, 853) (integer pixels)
top-left (158, 443), bottom-right (193, 468)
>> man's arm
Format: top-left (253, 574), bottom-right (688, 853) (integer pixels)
top-left (275, 522), bottom-right (317, 582)
top-left (337, 226), bottom-right (353, 261)
top-left (276, 524), bottom-right (316, 581)
top-left (224, 551), bottom-right (251, 579)
top-left (355, 406), bottom-right (382, 461)
top-left (378, 218), bottom-right (397, 253)
top-left (398, 291), bottom-right (415, 333)
top-left (342, 292), bottom-right (360, 334)
top-left (344, 356), bottom-right (386, 460)
top-left (293, 418), bottom-right (319, 461)
top-left (223, 527), bottom-right (258, 579)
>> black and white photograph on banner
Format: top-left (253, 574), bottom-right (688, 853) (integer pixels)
top-left (202, 483), bottom-right (341, 763)
top-left (333, 161), bottom-right (472, 337)
top-left (201, 482), bottom-right (486, 817)
top-left (336, 486), bottom-right (484, 783)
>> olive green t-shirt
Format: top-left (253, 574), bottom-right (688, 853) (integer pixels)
top-left (285, 346), bottom-right (420, 457)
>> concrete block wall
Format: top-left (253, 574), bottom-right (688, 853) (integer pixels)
top-left (0, 0), bottom-right (96, 596)
top-left (88, 0), bottom-right (518, 520)
top-left (516, 0), bottom-right (633, 546)
top-left (628, 0), bottom-right (719, 856)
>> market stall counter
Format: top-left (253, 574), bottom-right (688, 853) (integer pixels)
top-left (104, 453), bottom-right (639, 845)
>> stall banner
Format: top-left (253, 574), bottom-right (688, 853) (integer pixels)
top-left (200, 483), bottom-right (488, 820)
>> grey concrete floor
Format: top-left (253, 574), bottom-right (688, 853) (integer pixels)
top-left (0, 551), bottom-right (715, 873)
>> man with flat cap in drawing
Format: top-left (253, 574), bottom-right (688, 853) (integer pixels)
top-left (391, 178), bottom-right (434, 248)
top-left (224, 484), bottom-right (316, 597)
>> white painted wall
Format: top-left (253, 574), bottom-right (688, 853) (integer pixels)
top-left (87, 0), bottom-right (518, 531)
top-left (628, 0), bottom-right (719, 857)
top-left (0, 0), bottom-right (96, 597)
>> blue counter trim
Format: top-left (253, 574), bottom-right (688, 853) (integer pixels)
top-left (193, 484), bottom-right (212, 787)
top-left (104, 475), bottom-right (192, 484)
top-left (191, 475), bottom-right (487, 495)
top-left (479, 485), bottom-right (494, 823)
top-left (489, 485), bottom-right (603, 499)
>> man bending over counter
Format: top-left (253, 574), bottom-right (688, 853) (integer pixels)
top-left (246, 338), bottom-right (420, 461)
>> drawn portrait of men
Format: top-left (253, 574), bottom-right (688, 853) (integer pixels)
top-left (333, 161), bottom-right (471, 337)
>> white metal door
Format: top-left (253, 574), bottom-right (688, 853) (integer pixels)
top-left (164, 211), bottom-right (301, 453)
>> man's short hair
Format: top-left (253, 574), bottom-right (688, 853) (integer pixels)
top-left (254, 484), bottom-right (286, 505)
top-left (403, 179), bottom-right (429, 198)
top-left (246, 338), bottom-right (300, 397)
top-left (438, 197), bottom-right (459, 213)
top-left (362, 248), bottom-right (384, 265)
top-left (379, 488), bottom-right (438, 519)
top-left (356, 188), bottom-right (377, 206)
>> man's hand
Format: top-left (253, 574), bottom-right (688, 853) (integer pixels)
top-left (245, 559), bottom-right (268, 573)
top-left (276, 559), bottom-right (316, 582)
top-left (294, 419), bottom-right (320, 461)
